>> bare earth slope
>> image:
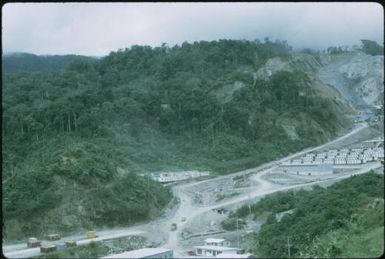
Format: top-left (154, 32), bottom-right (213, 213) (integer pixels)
top-left (318, 52), bottom-right (384, 108)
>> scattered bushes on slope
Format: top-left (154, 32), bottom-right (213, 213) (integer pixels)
top-left (232, 172), bottom-right (384, 257)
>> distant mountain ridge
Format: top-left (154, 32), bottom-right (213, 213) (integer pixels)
top-left (2, 52), bottom-right (98, 74)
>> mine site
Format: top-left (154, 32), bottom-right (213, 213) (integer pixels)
top-left (3, 2), bottom-right (384, 258)
top-left (4, 120), bottom-right (384, 258)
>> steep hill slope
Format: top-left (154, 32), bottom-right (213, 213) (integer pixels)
top-left (2, 39), bottom-right (354, 241)
top-left (318, 52), bottom-right (384, 108)
top-left (230, 172), bottom-right (384, 258)
top-left (253, 52), bottom-right (354, 139)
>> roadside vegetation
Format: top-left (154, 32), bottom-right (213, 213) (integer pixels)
top-left (35, 241), bottom-right (109, 259)
top-left (3, 39), bottom-right (353, 240)
top-left (227, 172), bottom-right (384, 257)
top-left (35, 236), bottom-right (147, 259)
top-left (360, 39), bottom-right (384, 56)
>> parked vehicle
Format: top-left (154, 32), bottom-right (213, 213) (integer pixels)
top-left (66, 241), bottom-right (77, 248)
top-left (40, 245), bottom-right (57, 253)
top-left (27, 237), bottom-right (41, 248)
top-left (47, 234), bottom-right (60, 241)
top-left (86, 231), bottom-right (97, 239)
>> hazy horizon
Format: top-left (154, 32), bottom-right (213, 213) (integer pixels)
top-left (2, 2), bottom-right (383, 56)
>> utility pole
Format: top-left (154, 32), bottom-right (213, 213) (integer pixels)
top-left (286, 237), bottom-right (292, 258)
top-left (248, 194), bottom-right (252, 215)
top-left (237, 218), bottom-right (240, 248)
top-left (147, 173), bottom-right (149, 201)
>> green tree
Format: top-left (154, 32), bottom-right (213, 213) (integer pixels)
top-left (360, 39), bottom-right (384, 55)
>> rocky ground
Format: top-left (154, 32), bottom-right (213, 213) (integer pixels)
top-left (318, 52), bottom-right (384, 108)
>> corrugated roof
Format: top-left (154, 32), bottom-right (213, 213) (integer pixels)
top-left (101, 248), bottom-right (172, 258)
top-left (194, 245), bottom-right (239, 251)
top-left (204, 238), bottom-right (225, 243)
top-left (216, 253), bottom-right (255, 258)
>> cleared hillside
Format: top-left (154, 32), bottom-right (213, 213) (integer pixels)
top-left (318, 51), bottom-right (384, 108)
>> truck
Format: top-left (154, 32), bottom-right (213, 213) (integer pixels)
top-left (86, 231), bottom-right (97, 239)
top-left (47, 234), bottom-right (60, 241)
top-left (27, 237), bottom-right (41, 248)
top-left (40, 245), bottom-right (57, 253)
top-left (65, 240), bottom-right (77, 248)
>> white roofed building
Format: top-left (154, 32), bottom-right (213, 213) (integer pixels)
top-left (204, 238), bottom-right (230, 247)
top-left (313, 159), bottom-right (324, 165)
top-left (346, 158), bottom-right (361, 164)
top-left (101, 248), bottom-right (173, 259)
top-left (324, 158), bottom-right (334, 164)
top-left (193, 237), bottom-right (250, 258)
top-left (194, 245), bottom-right (240, 257)
top-left (216, 253), bottom-right (256, 258)
top-left (335, 158), bottom-right (346, 165)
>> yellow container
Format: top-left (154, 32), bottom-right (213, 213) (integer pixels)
top-left (86, 231), bottom-right (96, 239)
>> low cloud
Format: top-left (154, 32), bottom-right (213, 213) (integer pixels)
top-left (2, 2), bottom-right (383, 56)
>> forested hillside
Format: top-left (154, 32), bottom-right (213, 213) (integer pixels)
top-left (2, 39), bottom-right (353, 240)
top-left (230, 172), bottom-right (384, 258)
top-left (2, 52), bottom-right (98, 74)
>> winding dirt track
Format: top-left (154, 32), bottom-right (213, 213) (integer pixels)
top-left (4, 123), bottom-right (381, 258)
top-left (160, 123), bottom-right (380, 256)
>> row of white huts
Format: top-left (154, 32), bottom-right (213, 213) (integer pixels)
top-left (284, 147), bottom-right (384, 166)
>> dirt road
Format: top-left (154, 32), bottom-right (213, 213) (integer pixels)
top-left (158, 122), bottom-right (378, 256)
top-left (3, 230), bottom-right (145, 258)
top-left (4, 122), bottom-right (382, 258)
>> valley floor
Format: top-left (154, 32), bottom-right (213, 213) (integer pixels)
top-left (3, 122), bottom-right (384, 258)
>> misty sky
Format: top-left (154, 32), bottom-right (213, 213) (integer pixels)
top-left (2, 2), bottom-right (383, 56)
